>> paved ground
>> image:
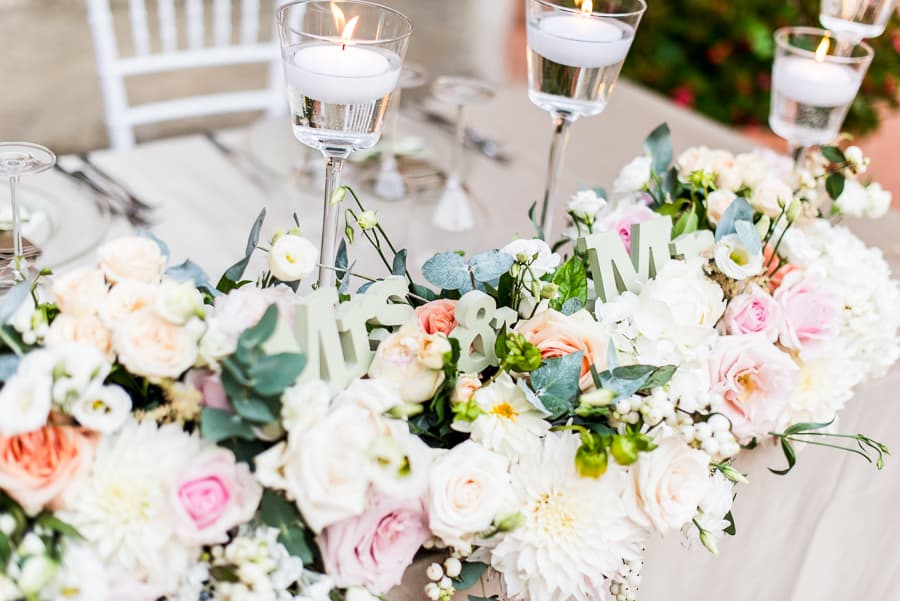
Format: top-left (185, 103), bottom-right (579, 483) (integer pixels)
top-left (2, 0), bottom-right (898, 202)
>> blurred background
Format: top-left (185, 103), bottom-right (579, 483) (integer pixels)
top-left (1, 0), bottom-right (899, 195)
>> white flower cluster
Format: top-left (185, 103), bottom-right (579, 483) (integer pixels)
top-left (210, 526), bottom-right (305, 601)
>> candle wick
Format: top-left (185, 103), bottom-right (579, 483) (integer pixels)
top-left (342, 43), bottom-right (346, 51)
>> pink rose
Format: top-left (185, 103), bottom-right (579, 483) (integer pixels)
top-left (212, 286), bottom-right (296, 340)
top-left (171, 448), bottom-right (262, 545)
top-left (596, 204), bottom-right (657, 253)
top-left (720, 287), bottom-right (782, 342)
top-left (415, 300), bottom-right (458, 336)
top-left (774, 270), bottom-right (841, 357)
top-left (709, 335), bottom-right (798, 443)
top-left (0, 425), bottom-right (96, 515)
top-left (186, 369), bottom-right (231, 412)
top-left (319, 494), bottom-right (430, 594)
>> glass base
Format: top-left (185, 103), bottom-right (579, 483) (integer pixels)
top-left (432, 179), bottom-right (475, 232)
top-left (0, 257), bottom-right (36, 289)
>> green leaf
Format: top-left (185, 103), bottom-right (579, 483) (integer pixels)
top-left (723, 510), bottom-right (736, 536)
top-left (249, 353), bottom-right (306, 397)
top-left (35, 513), bottom-right (82, 539)
top-left (422, 252), bottom-right (471, 291)
top-left (769, 437), bottom-right (797, 475)
top-left (468, 597), bottom-right (497, 601)
top-left (715, 197), bottom-right (754, 241)
top-left (783, 418), bottom-right (835, 436)
top-left (0, 532), bottom-right (10, 566)
top-left (391, 249), bottom-right (408, 277)
top-left (210, 566), bottom-right (240, 583)
top-left (550, 256), bottom-right (588, 311)
top-left (201, 408), bottom-right (256, 442)
top-left (821, 146), bottom-right (846, 164)
top-left (277, 524), bottom-right (315, 564)
top-left (643, 123), bottom-right (673, 173)
top-left (599, 365), bottom-right (657, 397)
top-left (559, 298), bottom-right (584, 315)
top-left (528, 201), bottom-right (545, 241)
top-left (531, 352), bottom-right (584, 419)
top-left (238, 305), bottom-right (279, 350)
top-left (167, 260), bottom-right (220, 297)
top-left (826, 172), bottom-right (846, 200)
top-left (672, 203), bottom-right (698, 238)
top-left (453, 561), bottom-right (489, 590)
top-left (470, 251), bottom-right (514, 282)
top-left (138, 229), bottom-right (170, 259)
top-left (258, 490), bottom-right (314, 563)
top-left (218, 208), bottom-right (266, 290)
top-left (640, 365), bottom-right (677, 391)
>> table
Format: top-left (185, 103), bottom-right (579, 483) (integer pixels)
top-left (33, 81), bottom-right (900, 600)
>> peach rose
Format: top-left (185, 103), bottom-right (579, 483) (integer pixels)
top-left (515, 309), bottom-right (609, 390)
top-left (763, 245), bottom-right (801, 292)
top-left (415, 300), bottom-right (458, 336)
top-left (52, 267), bottom-right (108, 316)
top-left (0, 425), bottom-right (95, 515)
top-left (101, 281), bottom-right (158, 329)
top-left (97, 236), bottom-right (166, 284)
top-left (114, 310), bottom-right (198, 381)
top-left (45, 314), bottom-right (115, 362)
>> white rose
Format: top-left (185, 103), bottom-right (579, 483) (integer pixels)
top-left (865, 182), bottom-right (891, 219)
top-left (70, 384), bottom-right (131, 433)
top-left (676, 146), bottom-right (714, 179)
top-left (268, 234), bottom-right (318, 282)
top-left (713, 234), bottom-right (763, 280)
top-left (427, 441), bottom-right (511, 547)
top-left (749, 178), bottom-right (793, 217)
top-left (52, 267), bottom-right (107, 316)
top-left (368, 327), bottom-right (445, 403)
top-left (500, 238), bottom-right (561, 278)
top-left (0, 362), bottom-right (52, 436)
top-left (418, 333), bottom-right (452, 370)
top-left (100, 281), bottom-right (157, 329)
top-left (635, 259), bottom-right (726, 340)
top-left (156, 279), bottom-right (204, 325)
top-left (282, 403), bottom-right (375, 532)
top-left (624, 437), bottom-right (711, 533)
top-left (281, 379), bottom-right (332, 434)
top-left (97, 236), bottom-right (166, 284)
top-left (735, 152), bottom-right (767, 189)
top-left (333, 378), bottom-right (400, 415)
top-left (613, 156), bottom-right (652, 194)
top-left (114, 310), bottom-right (198, 380)
top-left (712, 151), bottom-right (742, 192)
top-left (706, 189), bottom-right (736, 225)
top-left (45, 314), bottom-right (114, 362)
top-left (567, 189), bottom-right (607, 223)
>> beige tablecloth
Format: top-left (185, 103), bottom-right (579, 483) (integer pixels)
top-left (35, 82), bottom-right (900, 601)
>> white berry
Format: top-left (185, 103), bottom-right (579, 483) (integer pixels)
top-left (426, 563), bottom-right (443, 581)
top-left (444, 557), bottom-right (462, 578)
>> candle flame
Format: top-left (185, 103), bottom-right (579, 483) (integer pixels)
top-left (815, 36), bottom-right (830, 62)
top-left (581, 0), bottom-right (593, 14)
top-left (330, 2), bottom-right (359, 49)
top-left (331, 1), bottom-right (346, 29)
top-left (342, 15), bottom-right (360, 45)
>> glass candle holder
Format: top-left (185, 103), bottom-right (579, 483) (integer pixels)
top-left (526, 0), bottom-right (646, 240)
top-left (820, 0), bottom-right (897, 42)
top-left (278, 0), bottom-right (413, 288)
top-left (769, 27), bottom-right (873, 151)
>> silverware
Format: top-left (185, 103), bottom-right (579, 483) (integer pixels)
top-left (80, 155), bottom-right (154, 211)
top-left (54, 157), bottom-right (152, 227)
top-left (204, 131), bottom-right (279, 194)
top-left (409, 107), bottom-right (512, 163)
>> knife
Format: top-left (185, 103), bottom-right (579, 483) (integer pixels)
top-left (204, 131), bottom-right (280, 194)
top-left (408, 107), bottom-right (512, 164)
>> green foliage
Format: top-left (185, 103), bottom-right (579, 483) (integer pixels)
top-left (608, 0), bottom-right (900, 134)
top-left (769, 419), bottom-right (890, 475)
top-left (826, 172), bottom-right (846, 200)
top-left (550, 256), bottom-right (588, 312)
top-left (495, 332), bottom-right (543, 373)
top-left (218, 208), bottom-right (266, 293)
top-left (422, 250), bottom-right (514, 292)
top-left (529, 352), bottom-right (584, 419)
top-left (257, 490), bottom-right (317, 565)
top-left (453, 562), bottom-right (489, 590)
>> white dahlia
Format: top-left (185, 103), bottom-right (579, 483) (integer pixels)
top-left (488, 432), bottom-right (644, 601)
top-left (58, 419), bottom-right (201, 594)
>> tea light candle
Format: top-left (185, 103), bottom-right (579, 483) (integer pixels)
top-left (527, 15), bottom-right (634, 68)
top-left (773, 56), bottom-right (861, 107)
top-left (285, 43), bottom-right (400, 105)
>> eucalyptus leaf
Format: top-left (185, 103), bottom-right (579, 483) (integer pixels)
top-left (470, 250), bottom-right (514, 283)
top-left (238, 305), bottom-right (279, 350)
top-left (734, 220), bottom-right (762, 255)
top-left (531, 352), bottom-right (584, 419)
top-left (167, 259), bottom-right (219, 297)
top-left (392, 249), bottom-right (408, 277)
top-left (219, 208), bottom-right (266, 288)
top-left (453, 562), bottom-right (489, 591)
top-left (258, 490), bottom-right (315, 563)
top-left (249, 353), bottom-right (306, 397)
top-left (0, 355), bottom-right (19, 382)
top-left (559, 298), bottom-right (584, 315)
top-left (715, 197), bottom-right (754, 241)
top-left (517, 379), bottom-right (551, 417)
top-left (641, 365), bottom-right (677, 391)
top-left (200, 408), bottom-right (256, 442)
top-left (422, 252), bottom-right (471, 291)
top-left (643, 123), bottom-right (673, 174)
top-left (138, 229), bottom-right (170, 259)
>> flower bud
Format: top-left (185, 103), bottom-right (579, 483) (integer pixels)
top-left (716, 463), bottom-right (749, 484)
top-left (17, 556), bottom-right (57, 596)
top-left (699, 528), bottom-right (719, 556)
top-left (540, 282), bottom-right (559, 300)
top-left (357, 210), bottom-right (379, 231)
top-left (610, 435), bottom-right (639, 466)
top-left (575, 445), bottom-right (608, 478)
top-left (494, 512), bottom-right (524, 532)
top-left (786, 198), bottom-right (803, 222)
top-left (330, 186), bottom-right (347, 205)
top-left (754, 215), bottom-right (770, 239)
top-left (388, 402), bottom-right (425, 419)
top-left (579, 388), bottom-right (615, 407)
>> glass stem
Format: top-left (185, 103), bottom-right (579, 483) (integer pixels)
top-left (9, 175), bottom-right (23, 279)
top-left (449, 103), bottom-right (468, 188)
top-left (318, 153), bottom-right (348, 289)
top-left (788, 143), bottom-right (807, 167)
top-left (540, 112), bottom-right (575, 241)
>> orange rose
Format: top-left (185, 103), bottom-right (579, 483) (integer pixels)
top-left (0, 426), bottom-right (95, 515)
top-left (515, 309), bottom-right (610, 390)
top-left (415, 300), bottom-right (458, 336)
top-left (763, 245), bottom-right (802, 292)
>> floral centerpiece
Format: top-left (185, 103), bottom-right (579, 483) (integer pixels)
top-left (0, 124), bottom-right (894, 601)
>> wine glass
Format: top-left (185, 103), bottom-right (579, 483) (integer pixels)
top-left (277, 0), bottom-right (413, 288)
top-left (820, 0), bottom-right (897, 42)
top-left (769, 27), bottom-right (873, 154)
top-left (431, 76), bottom-right (496, 232)
top-left (374, 62), bottom-right (429, 201)
top-left (0, 143), bottom-right (55, 288)
top-left (526, 0), bottom-right (646, 240)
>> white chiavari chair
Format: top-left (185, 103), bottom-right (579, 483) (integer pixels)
top-left (85, 0), bottom-right (286, 149)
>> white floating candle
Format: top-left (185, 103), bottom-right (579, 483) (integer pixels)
top-left (285, 43), bottom-right (400, 105)
top-left (773, 56), bottom-right (861, 107)
top-left (527, 15), bottom-right (634, 68)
